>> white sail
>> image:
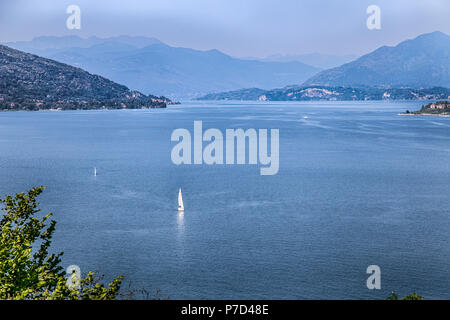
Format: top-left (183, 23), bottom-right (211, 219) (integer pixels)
top-left (94, 167), bottom-right (97, 176)
top-left (178, 188), bottom-right (184, 211)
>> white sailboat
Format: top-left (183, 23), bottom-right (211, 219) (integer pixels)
top-left (94, 167), bottom-right (97, 176)
top-left (178, 188), bottom-right (184, 212)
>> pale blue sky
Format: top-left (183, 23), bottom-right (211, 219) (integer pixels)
top-left (1, 0), bottom-right (449, 57)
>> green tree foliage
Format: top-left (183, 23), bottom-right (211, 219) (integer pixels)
top-left (386, 292), bottom-right (423, 300)
top-left (0, 186), bottom-right (123, 300)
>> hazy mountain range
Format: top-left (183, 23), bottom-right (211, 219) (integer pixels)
top-left (6, 35), bottom-right (163, 51)
top-left (304, 31), bottom-right (450, 88)
top-left (0, 45), bottom-right (168, 110)
top-left (5, 36), bottom-right (320, 100)
top-left (199, 31), bottom-right (450, 101)
top-left (3, 31), bottom-right (448, 103)
top-left (260, 53), bottom-right (358, 69)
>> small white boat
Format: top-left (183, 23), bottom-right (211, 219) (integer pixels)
top-left (94, 167), bottom-right (97, 176)
top-left (178, 188), bottom-right (184, 212)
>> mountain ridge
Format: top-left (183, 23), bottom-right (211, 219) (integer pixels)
top-left (5, 35), bottom-right (163, 51)
top-left (0, 44), bottom-right (170, 110)
top-left (4, 36), bottom-right (321, 100)
top-left (302, 31), bottom-right (450, 88)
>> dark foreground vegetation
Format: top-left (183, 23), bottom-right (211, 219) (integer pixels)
top-left (0, 187), bottom-right (124, 299)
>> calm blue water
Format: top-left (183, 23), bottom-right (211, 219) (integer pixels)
top-left (0, 101), bottom-right (449, 299)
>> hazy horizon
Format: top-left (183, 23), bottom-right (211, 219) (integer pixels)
top-left (4, 31), bottom-right (448, 62)
top-left (1, 0), bottom-right (449, 58)
top-left (3, 34), bottom-right (366, 60)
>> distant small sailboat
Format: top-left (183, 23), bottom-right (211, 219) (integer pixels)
top-left (94, 167), bottom-right (97, 176)
top-left (178, 188), bottom-right (184, 212)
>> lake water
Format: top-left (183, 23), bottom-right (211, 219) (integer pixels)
top-left (0, 101), bottom-right (449, 299)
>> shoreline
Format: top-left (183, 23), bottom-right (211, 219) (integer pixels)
top-left (398, 113), bottom-right (450, 117)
